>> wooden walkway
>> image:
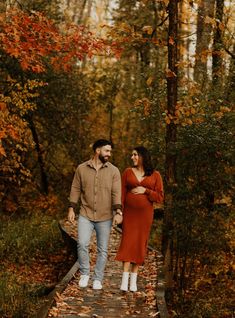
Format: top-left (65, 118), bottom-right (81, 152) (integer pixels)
top-left (37, 220), bottom-right (168, 318)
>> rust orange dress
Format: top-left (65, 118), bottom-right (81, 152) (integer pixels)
top-left (115, 168), bottom-right (164, 265)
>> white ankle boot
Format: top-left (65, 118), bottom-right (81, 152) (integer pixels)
top-left (120, 272), bottom-right (129, 291)
top-left (130, 272), bottom-right (137, 292)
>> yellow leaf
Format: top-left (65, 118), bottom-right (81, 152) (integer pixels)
top-left (220, 106), bottom-right (231, 112)
top-left (142, 25), bottom-right (153, 35)
top-left (134, 99), bottom-right (142, 107)
top-left (165, 117), bottom-right (171, 125)
top-left (120, 22), bottom-right (132, 33)
top-left (195, 117), bottom-right (204, 123)
top-left (187, 119), bottom-right (193, 125)
top-left (162, 0), bottom-right (169, 6)
top-left (204, 16), bottom-right (216, 26)
top-left (146, 76), bottom-right (154, 86)
top-left (190, 107), bottom-right (196, 114)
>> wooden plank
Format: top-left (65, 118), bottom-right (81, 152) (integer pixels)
top-left (156, 252), bottom-right (169, 318)
top-left (46, 227), bottom-right (156, 317)
top-left (37, 219), bottom-right (169, 318)
top-left (36, 261), bottom-right (80, 318)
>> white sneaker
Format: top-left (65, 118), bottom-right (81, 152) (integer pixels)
top-left (79, 275), bottom-right (89, 288)
top-left (92, 280), bottom-right (102, 290)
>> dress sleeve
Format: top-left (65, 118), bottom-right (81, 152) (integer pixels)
top-left (145, 171), bottom-right (164, 204)
top-left (121, 168), bottom-right (129, 208)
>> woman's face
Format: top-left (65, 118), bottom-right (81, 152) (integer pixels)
top-left (131, 150), bottom-right (142, 167)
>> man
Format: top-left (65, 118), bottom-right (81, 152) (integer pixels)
top-left (67, 139), bottom-right (123, 290)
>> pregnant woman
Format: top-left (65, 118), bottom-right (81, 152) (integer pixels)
top-left (115, 146), bottom-right (164, 292)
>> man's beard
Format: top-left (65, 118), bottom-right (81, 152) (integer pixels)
top-left (99, 154), bottom-right (109, 163)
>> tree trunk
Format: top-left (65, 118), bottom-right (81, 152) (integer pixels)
top-left (163, 0), bottom-right (179, 290)
top-left (212, 0), bottom-right (224, 88)
top-left (27, 115), bottom-right (49, 195)
top-left (77, 0), bottom-right (87, 23)
top-left (225, 44), bottom-right (235, 102)
top-left (109, 102), bottom-right (113, 143)
top-left (194, 0), bottom-right (215, 86)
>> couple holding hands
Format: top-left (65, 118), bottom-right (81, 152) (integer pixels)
top-left (67, 139), bottom-right (164, 292)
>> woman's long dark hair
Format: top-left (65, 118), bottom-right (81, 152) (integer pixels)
top-left (134, 146), bottom-right (154, 176)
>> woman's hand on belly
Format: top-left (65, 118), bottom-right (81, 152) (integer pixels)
top-left (125, 191), bottom-right (152, 209)
top-left (131, 186), bottom-right (146, 194)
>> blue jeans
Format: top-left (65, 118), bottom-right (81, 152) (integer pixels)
top-left (77, 215), bottom-right (112, 282)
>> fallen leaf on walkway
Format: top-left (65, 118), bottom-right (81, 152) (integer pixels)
top-left (54, 291), bottom-right (63, 301)
top-left (148, 311), bottom-right (160, 316)
top-left (80, 305), bottom-right (92, 313)
top-left (48, 306), bottom-right (59, 317)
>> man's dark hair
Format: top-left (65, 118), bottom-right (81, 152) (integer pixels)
top-left (134, 146), bottom-right (154, 176)
top-left (92, 139), bottom-right (113, 152)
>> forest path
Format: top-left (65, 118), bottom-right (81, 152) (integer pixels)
top-left (37, 220), bottom-right (168, 318)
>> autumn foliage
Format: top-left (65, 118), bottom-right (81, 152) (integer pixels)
top-left (0, 1), bottom-right (234, 317)
top-left (0, 7), bottom-right (120, 212)
top-left (0, 9), bottom-right (107, 73)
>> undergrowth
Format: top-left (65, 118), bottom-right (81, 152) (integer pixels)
top-left (0, 213), bottom-right (70, 317)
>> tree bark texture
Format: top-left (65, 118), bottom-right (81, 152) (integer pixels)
top-left (212, 0), bottom-right (224, 87)
top-left (194, 0), bottom-right (215, 86)
top-left (163, 0), bottom-right (179, 289)
top-left (27, 116), bottom-right (49, 195)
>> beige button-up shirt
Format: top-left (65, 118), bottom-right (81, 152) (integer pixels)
top-left (69, 159), bottom-right (122, 221)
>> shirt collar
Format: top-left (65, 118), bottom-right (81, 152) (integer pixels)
top-left (87, 159), bottom-right (109, 168)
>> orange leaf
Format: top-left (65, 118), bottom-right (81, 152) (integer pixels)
top-left (0, 130), bottom-right (7, 139)
top-left (168, 36), bottom-right (175, 45)
top-left (0, 144), bottom-right (6, 156)
top-left (166, 69), bottom-right (177, 78)
top-left (204, 16), bottom-right (216, 26)
top-left (0, 102), bottom-right (7, 110)
top-left (165, 117), bottom-right (171, 125)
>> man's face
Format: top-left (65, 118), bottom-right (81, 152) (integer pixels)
top-left (97, 145), bottom-right (112, 163)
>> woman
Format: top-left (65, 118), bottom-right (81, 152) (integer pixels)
top-left (115, 146), bottom-right (164, 292)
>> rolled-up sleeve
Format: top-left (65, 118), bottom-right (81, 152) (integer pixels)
top-left (111, 168), bottom-right (122, 210)
top-left (69, 167), bottom-right (81, 208)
